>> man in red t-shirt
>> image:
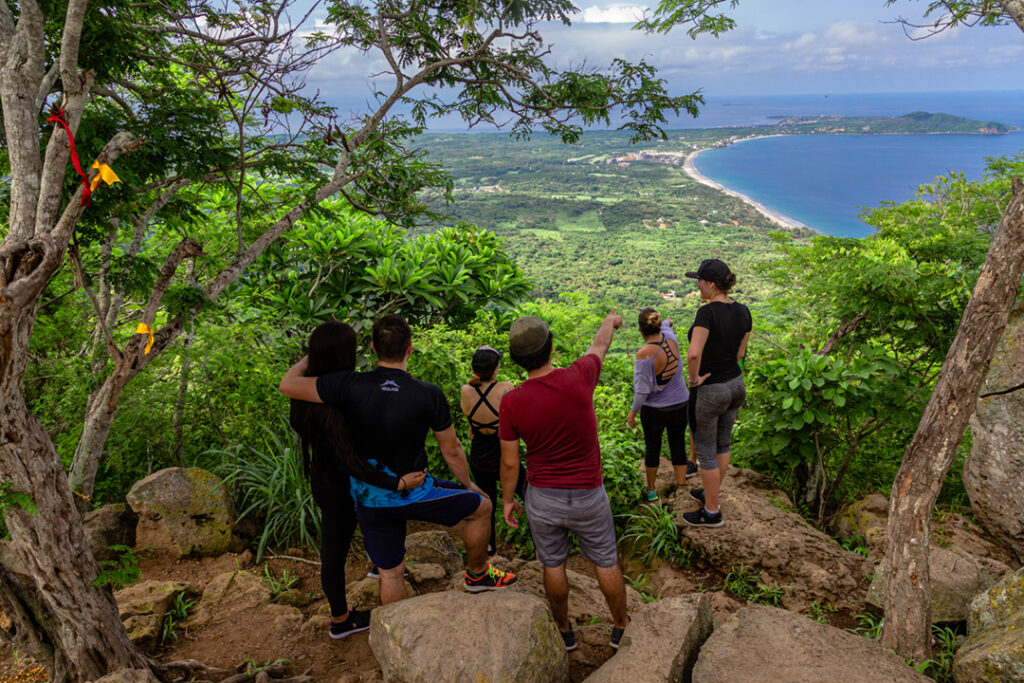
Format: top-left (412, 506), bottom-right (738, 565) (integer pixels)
top-left (499, 311), bottom-right (630, 652)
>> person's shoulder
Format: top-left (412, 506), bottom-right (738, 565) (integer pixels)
top-left (497, 380), bottom-right (515, 394)
top-left (635, 344), bottom-right (657, 361)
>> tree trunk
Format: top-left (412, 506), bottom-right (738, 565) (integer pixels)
top-left (1, 302), bottom-right (150, 682)
top-left (881, 177), bottom-right (1024, 660)
top-left (67, 377), bottom-right (122, 512)
top-left (172, 321), bottom-right (195, 464)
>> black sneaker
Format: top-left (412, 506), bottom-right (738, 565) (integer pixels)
top-left (682, 507), bottom-right (723, 528)
top-left (329, 609), bottom-right (371, 639)
top-left (610, 617), bottom-right (630, 649)
top-left (685, 461), bottom-right (699, 478)
top-left (688, 488), bottom-right (705, 503)
top-left (561, 625), bottom-right (578, 652)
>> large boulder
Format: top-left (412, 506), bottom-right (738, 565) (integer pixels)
top-left (866, 545), bottom-right (1008, 623)
top-left (369, 591), bottom-right (567, 683)
top-left (83, 503), bottom-right (138, 562)
top-left (404, 530), bottom-right (463, 577)
top-left (496, 559), bottom-right (643, 622)
top-left (187, 570), bottom-right (272, 629)
top-left (965, 304), bottom-right (1024, 563)
top-left (674, 468), bottom-right (871, 610)
top-left (126, 467), bottom-right (235, 557)
top-left (693, 604), bottom-right (930, 682)
top-left (832, 493), bottom-right (1020, 569)
top-left (831, 493), bottom-right (889, 559)
top-left (953, 567), bottom-right (1024, 682)
top-left (585, 594), bottom-right (712, 683)
top-left (114, 580), bottom-right (189, 649)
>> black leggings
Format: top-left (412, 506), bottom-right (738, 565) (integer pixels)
top-left (640, 402), bottom-right (688, 468)
top-left (470, 461), bottom-right (527, 550)
top-left (317, 487), bottom-right (357, 617)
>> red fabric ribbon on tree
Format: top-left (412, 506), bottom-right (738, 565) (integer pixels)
top-left (46, 107), bottom-right (92, 207)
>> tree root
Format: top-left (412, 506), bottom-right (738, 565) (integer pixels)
top-left (155, 659), bottom-right (313, 682)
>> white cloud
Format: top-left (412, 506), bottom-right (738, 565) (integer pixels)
top-left (580, 4), bottom-right (645, 23)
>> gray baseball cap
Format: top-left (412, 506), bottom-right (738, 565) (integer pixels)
top-left (509, 316), bottom-right (550, 356)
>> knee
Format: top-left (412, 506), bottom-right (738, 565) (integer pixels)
top-left (471, 494), bottom-right (492, 518)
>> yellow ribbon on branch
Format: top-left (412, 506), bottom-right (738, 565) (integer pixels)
top-left (135, 323), bottom-right (154, 354)
top-left (89, 161), bottom-right (120, 192)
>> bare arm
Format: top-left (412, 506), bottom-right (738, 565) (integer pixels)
top-left (737, 331), bottom-right (751, 362)
top-left (500, 439), bottom-right (524, 527)
top-left (585, 309), bottom-right (624, 361)
top-left (278, 356), bottom-right (322, 403)
top-left (434, 426), bottom-right (480, 492)
top-left (687, 326), bottom-right (710, 387)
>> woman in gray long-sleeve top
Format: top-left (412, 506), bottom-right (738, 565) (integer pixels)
top-left (626, 308), bottom-right (696, 502)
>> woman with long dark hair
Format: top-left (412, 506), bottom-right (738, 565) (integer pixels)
top-left (460, 345), bottom-right (525, 555)
top-left (682, 259), bottom-right (751, 528)
top-left (627, 308), bottom-right (694, 502)
top-left (289, 321), bottom-right (425, 638)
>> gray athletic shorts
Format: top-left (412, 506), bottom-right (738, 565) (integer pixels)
top-left (523, 483), bottom-right (618, 568)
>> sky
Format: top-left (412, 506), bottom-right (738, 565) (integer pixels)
top-left (301, 0), bottom-right (1024, 120)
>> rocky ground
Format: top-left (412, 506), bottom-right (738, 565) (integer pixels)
top-left (1, 462), bottom-right (1019, 682)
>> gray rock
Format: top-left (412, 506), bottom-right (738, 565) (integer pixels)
top-left (83, 503), bottom-right (138, 562)
top-left (831, 493), bottom-right (889, 559)
top-left (126, 467), bottom-right (235, 557)
top-left (693, 604), bottom-right (930, 682)
top-left (585, 594), bottom-right (712, 683)
top-left (953, 567), bottom-right (1024, 682)
top-left (114, 580), bottom-right (189, 649)
top-left (187, 570), bottom-right (271, 629)
top-left (866, 545), bottom-right (1007, 623)
top-left (674, 467), bottom-right (871, 610)
top-left (498, 559), bottom-right (643, 623)
top-left (966, 305), bottom-right (1024, 563)
top-left (404, 530), bottom-right (463, 577)
top-left (369, 590), bottom-right (567, 683)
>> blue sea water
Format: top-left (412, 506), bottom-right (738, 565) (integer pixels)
top-left (683, 91), bottom-right (1024, 237)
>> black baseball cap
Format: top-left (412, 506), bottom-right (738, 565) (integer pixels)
top-left (685, 259), bottom-right (731, 284)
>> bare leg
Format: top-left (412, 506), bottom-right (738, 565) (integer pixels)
top-left (379, 565), bottom-right (407, 604)
top-left (543, 563), bottom-right (571, 631)
top-left (689, 433), bottom-right (698, 467)
top-left (463, 495), bottom-right (493, 574)
top-left (702, 452), bottom-right (730, 513)
top-left (594, 564), bottom-right (629, 629)
top-left (645, 466), bottom-right (658, 492)
top-left (672, 465), bottom-right (688, 487)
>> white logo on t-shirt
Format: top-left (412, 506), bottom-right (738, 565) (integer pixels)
top-left (380, 379), bottom-right (400, 392)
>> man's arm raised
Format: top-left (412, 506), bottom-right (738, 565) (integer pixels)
top-left (586, 309), bottom-right (625, 361)
top-left (278, 356), bottom-right (323, 403)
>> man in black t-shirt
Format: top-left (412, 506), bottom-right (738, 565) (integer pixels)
top-left (280, 315), bottom-right (517, 602)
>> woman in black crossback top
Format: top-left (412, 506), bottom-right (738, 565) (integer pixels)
top-left (460, 345), bottom-right (526, 554)
top-left (682, 259), bottom-right (752, 528)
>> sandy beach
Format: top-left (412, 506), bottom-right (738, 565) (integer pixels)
top-left (683, 137), bottom-right (809, 231)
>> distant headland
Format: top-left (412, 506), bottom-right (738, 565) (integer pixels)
top-left (762, 111), bottom-right (1020, 136)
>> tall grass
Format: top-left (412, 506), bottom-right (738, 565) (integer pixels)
top-left (214, 421), bottom-right (320, 561)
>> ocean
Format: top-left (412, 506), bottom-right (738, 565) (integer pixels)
top-left (682, 91), bottom-right (1024, 238)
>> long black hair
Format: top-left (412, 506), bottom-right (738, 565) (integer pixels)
top-left (288, 321), bottom-right (374, 502)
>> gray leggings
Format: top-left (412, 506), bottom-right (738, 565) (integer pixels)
top-left (693, 375), bottom-right (746, 470)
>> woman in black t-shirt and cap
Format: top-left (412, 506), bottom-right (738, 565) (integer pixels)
top-left (682, 259), bottom-right (752, 528)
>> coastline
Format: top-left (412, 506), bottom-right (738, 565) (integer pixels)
top-left (683, 137), bottom-right (810, 232)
